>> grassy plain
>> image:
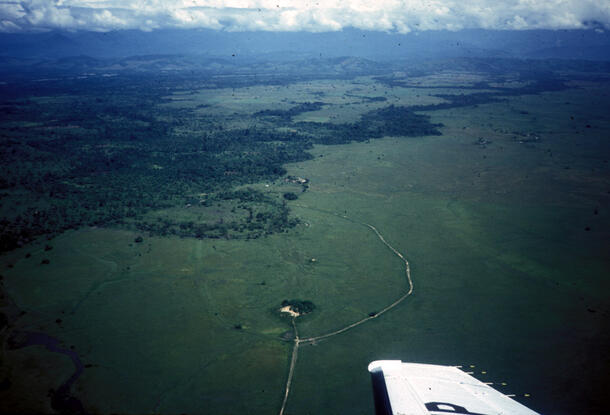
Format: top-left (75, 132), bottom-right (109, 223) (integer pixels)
top-left (1, 72), bottom-right (609, 415)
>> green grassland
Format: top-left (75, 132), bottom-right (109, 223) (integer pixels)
top-left (282, 83), bottom-right (610, 415)
top-left (1, 66), bottom-right (609, 415)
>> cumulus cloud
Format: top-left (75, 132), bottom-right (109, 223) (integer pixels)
top-left (1, 0), bottom-right (609, 33)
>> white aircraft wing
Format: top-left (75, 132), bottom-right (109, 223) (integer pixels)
top-left (368, 361), bottom-right (540, 415)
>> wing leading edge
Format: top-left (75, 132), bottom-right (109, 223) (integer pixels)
top-left (368, 361), bottom-right (540, 415)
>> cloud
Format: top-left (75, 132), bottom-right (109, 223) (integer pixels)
top-left (1, 0), bottom-right (609, 33)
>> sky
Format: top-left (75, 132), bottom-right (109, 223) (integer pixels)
top-left (0, 0), bottom-right (609, 33)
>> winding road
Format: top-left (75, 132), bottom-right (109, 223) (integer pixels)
top-left (278, 212), bottom-right (414, 415)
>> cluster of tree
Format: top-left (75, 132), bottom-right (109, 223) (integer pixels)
top-left (374, 71), bottom-right (568, 113)
top-left (363, 96), bottom-right (388, 102)
top-left (254, 101), bottom-right (325, 120)
top-left (345, 94), bottom-right (387, 103)
top-left (132, 189), bottom-right (299, 240)
top-left (281, 299), bottom-right (315, 315)
top-left (289, 104), bottom-right (443, 145)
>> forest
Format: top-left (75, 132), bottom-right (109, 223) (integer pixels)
top-left (0, 56), bottom-right (592, 252)
top-left (0, 70), bottom-right (445, 252)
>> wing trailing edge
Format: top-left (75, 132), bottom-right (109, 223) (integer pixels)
top-left (368, 361), bottom-right (540, 415)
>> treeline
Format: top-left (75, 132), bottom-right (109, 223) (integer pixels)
top-left (408, 78), bottom-right (567, 112)
top-left (132, 189), bottom-right (298, 240)
top-left (291, 104), bottom-right (443, 145)
top-left (254, 101), bottom-right (325, 120)
top-left (373, 73), bottom-right (568, 113)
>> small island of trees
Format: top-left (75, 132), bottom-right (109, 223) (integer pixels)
top-left (281, 299), bottom-right (315, 315)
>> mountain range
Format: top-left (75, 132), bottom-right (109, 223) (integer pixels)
top-left (1, 28), bottom-right (609, 61)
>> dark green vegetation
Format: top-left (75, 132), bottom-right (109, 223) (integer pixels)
top-left (0, 84), bottom-right (305, 250)
top-left (281, 299), bottom-right (316, 315)
top-left (0, 56), bottom-right (603, 252)
top-left (283, 192), bottom-right (298, 201)
top-left (255, 101), bottom-right (325, 119)
top-left (0, 70), bottom-right (448, 252)
top-left (287, 104), bottom-right (443, 145)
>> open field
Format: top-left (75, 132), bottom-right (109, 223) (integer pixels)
top-left (1, 67), bottom-right (609, 414)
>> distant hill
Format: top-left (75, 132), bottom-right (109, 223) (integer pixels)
top-left (0, 54), bottom-right (395, 82)
top-left (2, 54), bottom-right (610, 85)
top-left (1, 28), bottom-right (609, 61)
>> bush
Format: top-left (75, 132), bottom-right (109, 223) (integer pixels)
top-left (283, 192), bottom-right (298, 201)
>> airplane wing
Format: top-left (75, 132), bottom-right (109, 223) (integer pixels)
top-left (368, 361), bottom-right (540, 415)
